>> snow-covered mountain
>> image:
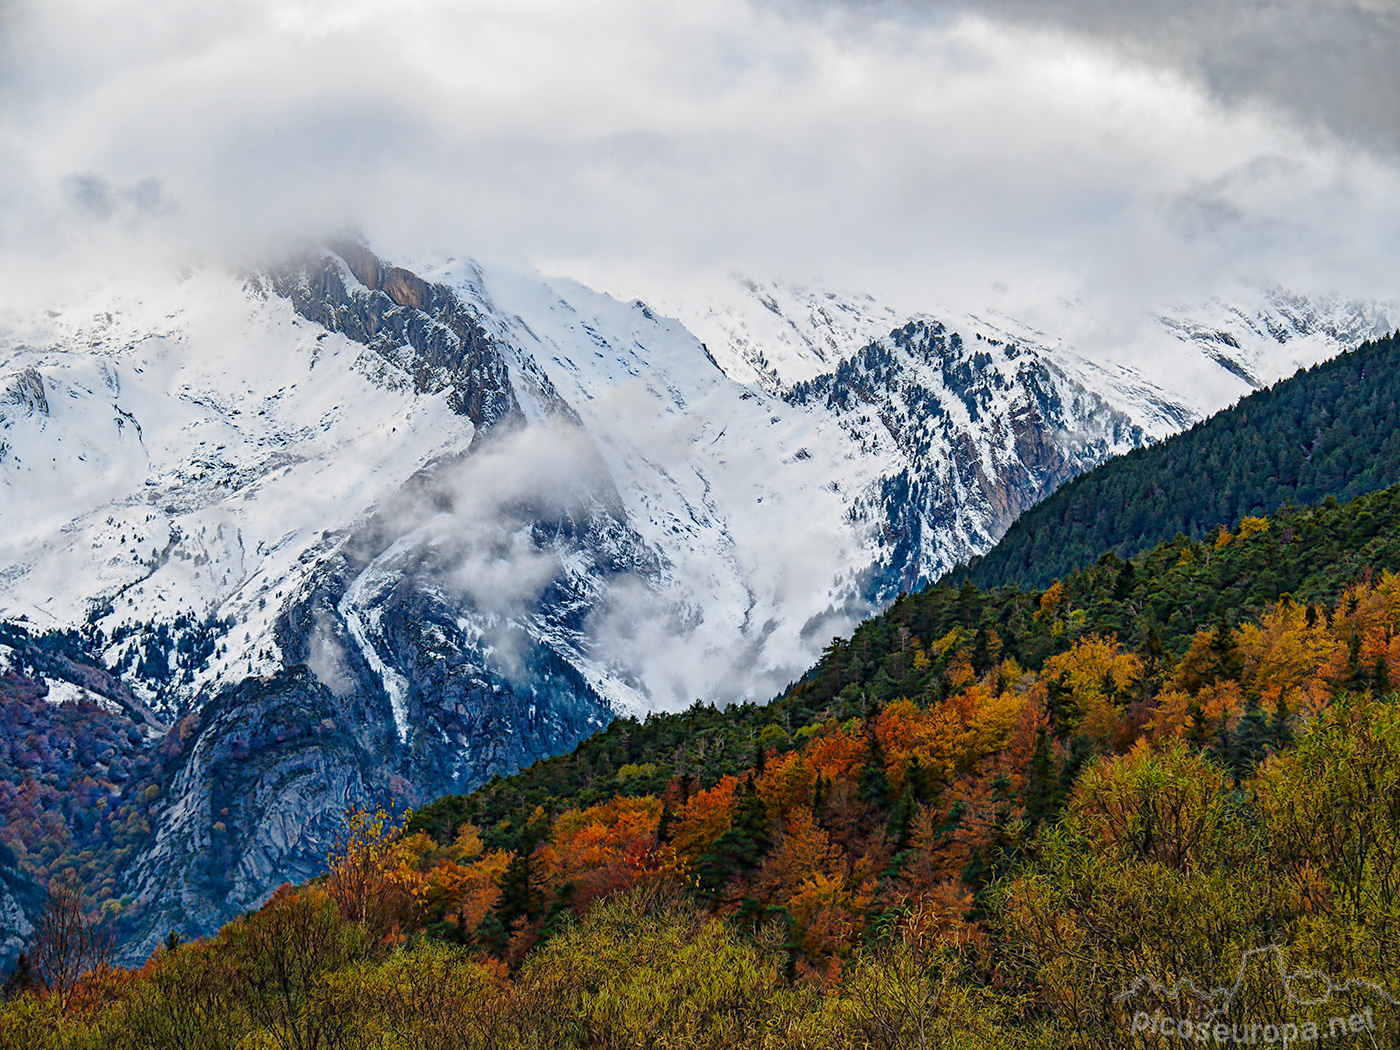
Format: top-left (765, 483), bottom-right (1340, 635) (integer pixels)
top-left (645, 272), bottom-right (1396, 427)
top-left (0, 241), bottom-right (1392, 959)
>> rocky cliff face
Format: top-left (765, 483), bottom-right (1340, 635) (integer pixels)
top-left (256, 242), bottom-right (528, 429)
top-left (0, 368), bottom-right (50, 466)
top-left (0, 850), bottom-right (42, 974)
top-left (783, 321), bottom-right (1143, 596)
top-left (122, 667), bottom-right (379, 937)
top-left (0, 241), bottom-right (1387, 963)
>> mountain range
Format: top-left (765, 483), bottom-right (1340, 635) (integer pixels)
top-left (0, 240), bottom-right (1393, 960)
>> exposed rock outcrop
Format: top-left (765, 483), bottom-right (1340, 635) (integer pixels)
top-left (255, 244), bottom-right (524, 429)
top-left (0, 850), bottom-right (42, 974)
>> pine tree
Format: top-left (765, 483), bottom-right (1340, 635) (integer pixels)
top-left (959, 579), bottom-right (982, 628)
top-left (972, 625), bottom-right (990, 670)
top-left (887, 782), bottom-right (917, 858)
top-left (1187, 699), bottom-right (1212, 748)
top-left (1347, 633), bottom-right (1364, 688)
top-left (494, 816), bottom-right (548, 932)
top-left (860, 731), bottom-right (891, 803)
top-left (538, 883), bottom-right (575, 947)
top-left (1145, 626), bottom-right (1165, 668)
top-left (1207, 716), bottom-right (1234, 774)
top-left (1233, 696), bottom-right (1271, 779)
top-left (2, 952), bottom-right (39, 1000)
top-left (473, 911), bottom-right (507, 956)
top-left (1113, 560), bottom-right (1137, 602)
top-left (964, 775), bottom-right (1017, 922)
top-left (1058, 735), bottom-right (1094, 799)
top-left (1023, 728), bottom-right (1058, 830)
top-left (1271, 694), bottom-right (1295, 752)
top-left (1210, 616), bottom-right (1243, 683)
top-left (1047, 676), bottom-right (1076, 735)
top-left (656, 800), bottom-right (674, 844)
top-left (695, 777), bottom-right (770, 899)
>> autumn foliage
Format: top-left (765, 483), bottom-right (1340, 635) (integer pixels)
top-left (10, 486), bottom-right (1400, 1046)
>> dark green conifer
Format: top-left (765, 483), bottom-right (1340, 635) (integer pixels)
top-left (1271, 694), bottom-right (1294, 752)
top-left (2, 953), bottom-right (38, 1000)
top-left (1024, 728), bottom-right (1058, 829)
top-left (860, 731), bottom-right (891, 803)
top-left (887, 781), bottom-right (916, 856)
top-left (1233, 696), bottom-right (1271, 779)
top-left (1113, 560), bottom-right (1137, 601)
top-left (656, 800), bottom-right (674, 844)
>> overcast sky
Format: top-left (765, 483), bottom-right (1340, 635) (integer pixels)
top-left (1, 0), bottom-right (1396, 322)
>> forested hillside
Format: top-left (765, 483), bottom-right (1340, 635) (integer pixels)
top-left (962, 330), bottom-right (1400, 589)
top-left (9, 482), bottom-right (1400, 1047)
top-left (416, 478), bottom-right (1400, 849)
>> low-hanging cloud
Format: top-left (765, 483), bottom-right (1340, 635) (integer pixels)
top-left (305, 607), bottom-right (355, 697)
top-left (1, 0), bottom-right (1396, 332)
top-left (437, 428), bottom-right (592, 630)
top-left (361, 423), bottom-right (613, 677)
top-left (360, 411), bottom-right (864, 711)
top-left (584, 575), bottom-right (789, 713)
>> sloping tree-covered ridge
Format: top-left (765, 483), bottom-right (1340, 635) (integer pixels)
top-left (415, 479), bottom-right (1400, 851)
top-left (962, 329), bottom-right (1400, 590)
top-left (11, 484), bottom-right (1400, 1046)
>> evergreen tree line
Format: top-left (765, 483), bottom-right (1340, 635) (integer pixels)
top-left (416, 479), bottom-right (1400, 851)
top-left (962, 330), bottom-right (1400, 590)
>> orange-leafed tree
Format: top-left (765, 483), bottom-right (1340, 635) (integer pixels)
top-left (752, 806), bottom-right (842, 906)
top-left (1043, 634), bottom-right (1143, 747)
top-left (874, 687), bottom-right (1027, 794)
top-left (416, 823), bottom-right (514, 935)
top-left (1235, 598), bottom-right (1342, 717)
top-left (534, 796), bottom-right (682, 909)
top-left (669, 775), bottom-right (741, 863)
top-left (755, 750), bottom-right (817, 819)
top-left (802, 722), bottom-right (868, 786)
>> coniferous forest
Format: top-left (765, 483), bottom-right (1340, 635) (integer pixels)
top-left (8, 473), bottom-right (1400, 1045)
top-left (964, 331), bottom-right (1400, 590)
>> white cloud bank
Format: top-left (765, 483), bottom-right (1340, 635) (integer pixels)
top-left (0, 0), bottom-right (1395, 346)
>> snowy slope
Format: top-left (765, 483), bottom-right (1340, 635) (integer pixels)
top-left (1152, 287), bottom-right (1398, 395)
top-left (645, 274), bottom-right (1397, 440)
top-left (418, 257), bottom-right (1152, 709)
top-left (0, 268), bottom-right (477, 710)
top-left (3, 248), bottom-right (1391, 720)
top-left (432, 260), bottom-right (880, 709)
top-left (644, 276), bottom-right (908, 392)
